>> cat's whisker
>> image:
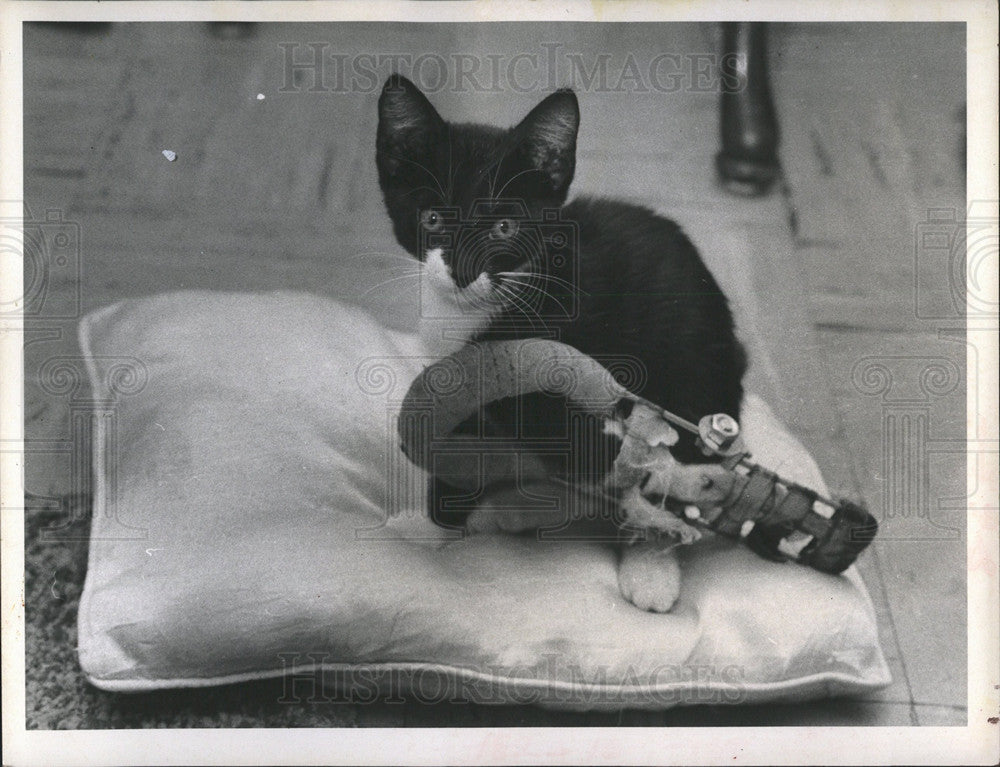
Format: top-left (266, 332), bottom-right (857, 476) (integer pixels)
top-left (501, 277), bottom-right (572, 318)
top-left (495, 273), bottom-right (548, 304)
top-left (498, 290), bottom-right (543, 332)
top-left (481, 163), bottom-right (496, 200)
top-left (482, 141), bottom-right (518, 200)
top-left (476, 154), bottom-right (498, 199)
top-left (446, 132), bottom-right (456, 200)
top-left (360, 271), bottom-right (422, 297)
top-left (361, 278), bottom-right (420, 298)
top-left (344, 250), bottom-right (408, 260)
top-left (400, 185), bottom-right (445, 201)
top-left (380, 151), bottom-right (447, 200)
top-left (502, 274), bottom-right (561, 301)
top-left (494, 166), bottom-right (543, 200)
top-left (490, 161), bottom-right (507, 201)
top-left (500, 278), bottom-right (554, 315)
top-left (496, 270), bottom-right (588, 299)
top-left (495, 283), bottom-right (547, 332)
top-left (345, 251), bottom-right (419, 267)
top-left (532, 272), bottom-right (589, 297)
top-left (368, 264), bottom-right (424, 277)
top-left (361, 263), bottom-right (424, 281)
top-left (492, 283), bottom-right (531, 323)
top-left (483, 148), bottom-right (510, 201)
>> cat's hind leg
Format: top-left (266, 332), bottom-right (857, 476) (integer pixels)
top-left (464, 481), bottom-right (569, 534)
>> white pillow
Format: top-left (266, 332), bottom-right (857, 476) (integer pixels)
top-left (77, 290), bottom-right (889, 709)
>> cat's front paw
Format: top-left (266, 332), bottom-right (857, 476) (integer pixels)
top-left (617, 538), bottom-right (682, 613)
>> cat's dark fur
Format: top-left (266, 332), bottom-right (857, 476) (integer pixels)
top-left (376, 74), bottom-right (746, 526)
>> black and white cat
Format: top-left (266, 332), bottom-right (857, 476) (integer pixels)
top-left (376, 74), bottom-right (746, 612)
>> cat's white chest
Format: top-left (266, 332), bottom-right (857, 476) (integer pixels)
top-left (414, 248), bottom-right (497, 358)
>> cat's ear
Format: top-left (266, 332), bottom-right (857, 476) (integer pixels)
top-left (377, 74), bottom-right (444, 178)
top-left (513, 89), bottom-right (580, 195)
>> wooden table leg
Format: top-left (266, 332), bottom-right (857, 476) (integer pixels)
top-left (716, 22), bottom-right (781, 196)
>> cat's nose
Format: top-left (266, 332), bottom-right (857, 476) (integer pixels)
top-left (489, 250), bottom-right (524, 273)
top-left (451, 242), bottom-right (523, 288)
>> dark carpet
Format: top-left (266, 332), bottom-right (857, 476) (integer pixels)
top-left (24, 494), bottom-right (359, 729)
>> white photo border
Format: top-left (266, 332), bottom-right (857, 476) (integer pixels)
top-left (1, 2), bottom-right (997, 765)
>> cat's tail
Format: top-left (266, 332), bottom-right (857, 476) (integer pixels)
top-left (398, 338), bottom-right (627, 474)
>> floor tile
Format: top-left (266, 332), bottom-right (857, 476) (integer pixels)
top-left (913, 704), bottom-right (968, 726)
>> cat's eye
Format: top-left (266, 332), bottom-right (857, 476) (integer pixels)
top-left (491, 218), bottom-right (518, 240)
top-left (420, 209), bottom-right (443, 232)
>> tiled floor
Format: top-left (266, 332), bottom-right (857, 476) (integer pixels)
top-left (22, 22), bottom-right (968, 726)
top-left (771, 23), bottom-right (968, 724)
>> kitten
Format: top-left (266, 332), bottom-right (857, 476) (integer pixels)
top-left (376, 75), bottom-right (746, 612)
